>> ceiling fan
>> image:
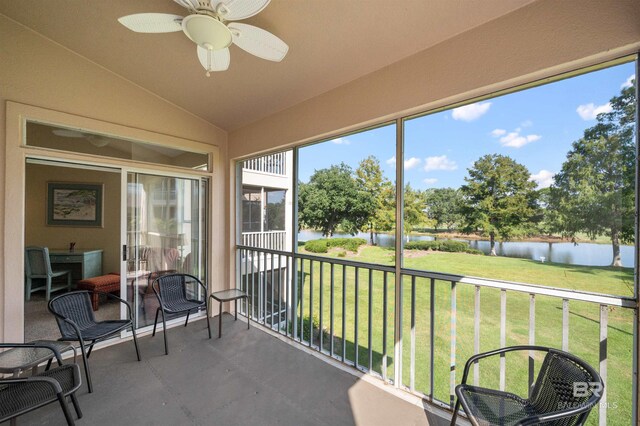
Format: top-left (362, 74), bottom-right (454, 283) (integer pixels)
top-left (118, 0), bottom-right (288, 76)
top-left (52, 129), bottom-right (110, 147)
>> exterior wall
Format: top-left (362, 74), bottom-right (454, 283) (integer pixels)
top-left (0, 15), bottom-right (228, 342)
top-left (241, 151), bottom-right (293, 252)
top-left (227, 0), bottom-right (640, 158)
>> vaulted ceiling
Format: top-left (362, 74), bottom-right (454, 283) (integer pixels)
top-left (0, 0), bottom-right (535, 131)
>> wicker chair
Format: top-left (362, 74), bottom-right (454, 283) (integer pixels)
top-left (451, 345), bottom-right (603, 426)
top-left (151, 273), bottom-right (211, 355)
top-left (0, 343), bottom-right (83, 425)
top-left (48, 291), bottom-right (142, 393)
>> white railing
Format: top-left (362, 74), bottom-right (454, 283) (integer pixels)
top-left (241, 231), bottom-right (287, 251)
top-left (243, 152), bottom-right (287, 176)
top-left (235, 245), bottom-right (637, 426)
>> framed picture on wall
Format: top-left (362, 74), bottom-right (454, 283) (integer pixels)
top-left (47, 182), bottom-right (104, 227)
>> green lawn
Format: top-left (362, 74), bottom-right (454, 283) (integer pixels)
top-left (288, 246), bottom-right (634, 425)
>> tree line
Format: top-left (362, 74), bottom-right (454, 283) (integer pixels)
top-left (298, 79), bottom-right (635, 266)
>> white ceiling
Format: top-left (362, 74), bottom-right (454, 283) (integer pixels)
top-left (0, 0), bottom-right (536, 131)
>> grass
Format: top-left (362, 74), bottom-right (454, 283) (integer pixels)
top-left (287, 245), bottom-right (634, 425)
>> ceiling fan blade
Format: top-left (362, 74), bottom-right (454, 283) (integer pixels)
top-left (197, 46), bottom-right (230, 73)
top-left (52, 129), bottom-right (85, 138)
top-left (228, 23), bottom-right (288, 62)
top-left (118, 13), bottom-right (183, 33)
top-left (211, 0), bottom-right (270, 21)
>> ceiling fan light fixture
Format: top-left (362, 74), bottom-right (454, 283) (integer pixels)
top-left (182, 14), bottom-right (232, 50)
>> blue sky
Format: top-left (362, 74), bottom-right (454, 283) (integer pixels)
top-left (298, 61), bottom-right (635, 190)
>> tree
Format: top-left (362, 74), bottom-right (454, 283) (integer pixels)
top-left (355, 156), bottom-right (394, 244)
top-left (461, 154), bottom-right (539, 256)
top-left (549, 80), bottom-right (636, 266)
top-left (403, 184), bottom-right (427, 234)
top-left (424, 187), bottom-right (464, 230)
top-left (298, 163), bottom-right (375, 237)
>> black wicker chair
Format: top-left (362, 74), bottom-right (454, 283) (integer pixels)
top-left (48, 290), bottom-right (141, 393)
top-left (151, 273), bottom-right (211, 355)
top-left (451, 345), bottom-right (603, 426)
top-left (0, 343), bottom-right (83, 425)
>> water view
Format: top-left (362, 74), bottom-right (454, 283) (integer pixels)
top-left (298, 230), bottom-right (634, 268)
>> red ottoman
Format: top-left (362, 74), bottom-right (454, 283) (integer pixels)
top-left (77, 273), bottom-right (121, 311)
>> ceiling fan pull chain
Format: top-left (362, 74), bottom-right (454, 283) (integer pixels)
top-left (206, 49), bottom-right (213, 77)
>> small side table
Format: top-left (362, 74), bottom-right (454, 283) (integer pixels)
top-left (210, 289), bottom-right (249, 338)
top-left (0, 341), bottom-right (75, 377)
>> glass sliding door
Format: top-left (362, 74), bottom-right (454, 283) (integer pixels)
top-left (126, 172), bottom-right (208, 329)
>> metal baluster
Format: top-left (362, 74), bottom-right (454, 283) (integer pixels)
top-left (382, 272), bottom-right (388, 382)
top-left (429, 278), bottom-right (435, 400)
top-left (330, 263), bottom-right (335, 357)
top-left (600, 305), bottom-right (608, 426)
top-left (278, 254), bottom-right (283, 334)
top-left (252, 250), bottom-right (257, 320)
top-left (244, 249), bottom-right (249, 318)
top-left (264, 251), bottom-right (269, 324)
top-left (528, 294), bottom-right (535, 397)
top-left (500, 289), bottom-right (506, 391)
top-left (410, 276), bottom-right (416, 392)
top-left (342, 264), bottom-right (347, 362)
top-left (270, 252), bottom-right (275, 329)
top-left (450, 281), bottom-right (457, 408)
top-left (285, 255), bottom-right (290, 337)
top-left (368, 269), bottom-right (373, 373)
top-left (355, 267), bottom-right (359, 367)
top-left (320, 261), bottom-right (324, 352)
top-left (293, 257), bottom-right (298, 340)
top-left (562, 298), bottom-right (569, 351)
top-left (300, 259), bottom-right (305, 341)
top-left (474, 285), bottom-right (480, 386)
top-left (309, 260), bottom-right (314, 347)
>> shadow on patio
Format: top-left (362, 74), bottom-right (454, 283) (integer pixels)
top-left (20, 315), bottom-right (451, 425)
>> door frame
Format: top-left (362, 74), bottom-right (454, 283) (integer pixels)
top-left (4, 101), bottom-right (220, 342)
top-left (120, 167), bottom-right (209, 332)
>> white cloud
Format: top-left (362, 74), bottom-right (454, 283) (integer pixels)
top-left (423, 178), bottom-right (438, 185)
top-left (499, 132), bottom-right (541, 148)
top-left (530, 169), bottom-right (555, 189)
top-left (404, 157), bottom-right (421, 170)
top-left (331, 137), bottom-right (350, 145)
top-left (621, 74), bottom-right (635, 89)
top-left (423, 155), bottom-right (458, 172)
top-left (451, 102), bottom-right (491, 122)
top-left (386, 156), bottom-right (422, 170)
top-left (491, 126), bottom-right (541, 148)
top-left (576, 102), bottom-right (612, 120)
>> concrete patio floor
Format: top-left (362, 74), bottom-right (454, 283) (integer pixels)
top-left (19, 314), bottom-right (452, 425)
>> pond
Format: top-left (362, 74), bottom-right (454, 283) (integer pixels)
top-left (297, 230), bottom-right (635, 268)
